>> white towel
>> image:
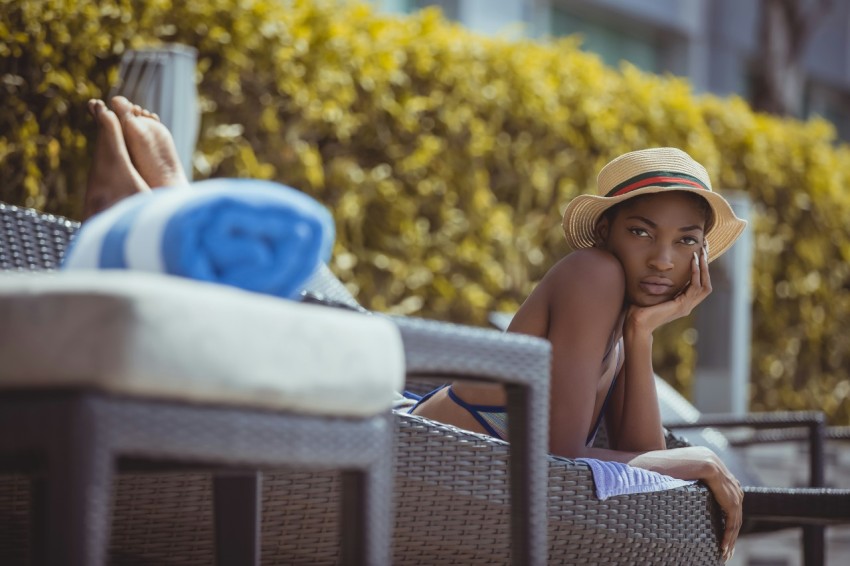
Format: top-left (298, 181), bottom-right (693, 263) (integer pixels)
top-left (577, 458), bottom-right (697, 500)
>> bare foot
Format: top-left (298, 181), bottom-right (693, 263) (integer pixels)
top-left (83, 99), bottom-right (151, 220)
top-left (111, 95), bottom-right (189, 189)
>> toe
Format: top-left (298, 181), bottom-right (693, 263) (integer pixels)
top-left (141, 108), bottom-right (161, 122)
top-left (96, 106), bottom-right (123, 134)
top-left (110, 96), bottom-right (135, 118)
top-left (88, 99), bottom-right (105, 117)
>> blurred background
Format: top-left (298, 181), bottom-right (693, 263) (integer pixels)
top-left (376, 0), bottom-right (850, 128)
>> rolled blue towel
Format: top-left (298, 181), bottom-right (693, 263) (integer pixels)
top-left (62, 179), bottom-right (334, 299)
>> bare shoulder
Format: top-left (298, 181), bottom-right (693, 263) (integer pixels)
top-left (544, 248), bottom-right (625, 300)
top-left (508, 248), bottom-right (625, 337)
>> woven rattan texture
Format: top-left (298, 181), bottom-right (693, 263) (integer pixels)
top-left (302, 263), bottom-right (362, 308)
top-left (0, 412), bottom-right (722, 565)
top-left (392, 316), bottom-right (550, 386)
top-left (0, 204), bottom-right (78, 270)
top-left (0, 393), bottom-right (393, 565)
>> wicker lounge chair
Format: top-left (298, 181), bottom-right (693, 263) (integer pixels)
top-left (0, 201), bottom-right (730, 565)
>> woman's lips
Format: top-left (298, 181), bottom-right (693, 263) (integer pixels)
top-left (639, 278), bottom-right (673, 295)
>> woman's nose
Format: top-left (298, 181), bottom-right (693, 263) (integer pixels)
top-left (647, 245), bottom-right (674, 271)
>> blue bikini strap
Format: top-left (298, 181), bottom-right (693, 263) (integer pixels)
top-left (447, 386), bottom-right (507, 440)
top-left (407, 384), bottom-right (448, 413)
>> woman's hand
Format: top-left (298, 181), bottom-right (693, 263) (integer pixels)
top-left (625, 444), bottom-right (744, 562)
top-left (627, 247), bottom-right (711, 335)
top-left (699, 447), bottom-right (744, 562)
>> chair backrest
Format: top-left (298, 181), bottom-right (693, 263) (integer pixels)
top-left (0, 201), bottom-right (363, 311)
top-left (0, 203), bottom-right (79, 270)
top-left (109, 46), bottom-right (200, 180)
top-left (300, 264), bottom-right (363, 310)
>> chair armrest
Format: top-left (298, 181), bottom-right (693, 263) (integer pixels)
top-left (743, 486), bottom-right (850, 528)
top-left (665, 411), bottom-right (825, 430)
top-left (389, 315), bottom-right (551, 566)
top-left (732, 425), bottom-right (850, 445)
top-left (666, 411), bottom-right (826, 488)
top-left (389, 315), bottom-right (550, 388)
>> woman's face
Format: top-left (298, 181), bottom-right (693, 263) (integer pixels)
top-left (597, 192), bottom-right (707, 307)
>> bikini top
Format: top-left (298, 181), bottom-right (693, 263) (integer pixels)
top-left (585, 330), bottom-right (624, 446)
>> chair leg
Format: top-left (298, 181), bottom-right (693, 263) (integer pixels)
top-left (802, 525), bottom-right (824, 566)
top-left (213, 471), bottom-right (262, 566)
top-left (340, 416), bottom-right (393, 566)
top-left (35, 412), bottom-right (115, 566)
top-left (340, 469), bottom-right (367, 565)
top-left (505, 383), bottom-right (548, 566)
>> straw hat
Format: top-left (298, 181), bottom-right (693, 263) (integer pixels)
top-left (561, 147), bottom-right (747, 262)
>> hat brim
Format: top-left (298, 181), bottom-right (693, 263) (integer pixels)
top-left (562, 186), bottom-right (747, 263)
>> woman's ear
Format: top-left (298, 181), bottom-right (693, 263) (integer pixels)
top-left (594, 217), bottom-right (611, 247)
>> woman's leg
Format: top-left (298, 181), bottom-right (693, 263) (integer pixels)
top-left (83, 99), bottom-right (150, 220)
top-left (82, 96), bottom-right (192, 220)
top-left (110, 96), bottom-right (189, 190)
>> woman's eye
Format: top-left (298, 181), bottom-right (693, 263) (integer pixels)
top-left (629, 228), bottom-right (649, 237)
top-left (681, 236), bottom-right (699, 245)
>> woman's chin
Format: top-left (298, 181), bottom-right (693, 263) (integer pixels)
top-left (629, 293), bottom-right (671, 308)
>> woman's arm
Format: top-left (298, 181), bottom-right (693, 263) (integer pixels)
top-left (599, 248), bottom-right (740, 561)
top-left (541, 248), bottom-right (739, 560)
top-left (580, 444), bottom-right (743, 562)
top-left (607, 248), bottom-right (711, 452)
top-left (604, 327), bottom-right (666, 451)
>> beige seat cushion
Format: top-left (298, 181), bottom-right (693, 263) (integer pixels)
top-left (0, 271), bottom-right (404, 418)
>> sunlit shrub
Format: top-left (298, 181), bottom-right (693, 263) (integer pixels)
top-left (2, 0), bottom-right (848, 424)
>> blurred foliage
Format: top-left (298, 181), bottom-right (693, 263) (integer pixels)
top-left (2, 0), bottom-right (849, 424)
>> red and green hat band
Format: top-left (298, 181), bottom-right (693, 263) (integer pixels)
top-left (605, 170), bottom-right (709, 197)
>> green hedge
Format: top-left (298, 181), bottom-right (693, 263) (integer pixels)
top-left (3, 0), bottom-right (849, 424)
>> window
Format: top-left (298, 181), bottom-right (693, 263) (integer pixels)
top-left (412, 0), bottom-right (459, 19)
top-left (806, 81), bottom-right (850, 141)
top-left (550, 7), bottom-right (661, 73)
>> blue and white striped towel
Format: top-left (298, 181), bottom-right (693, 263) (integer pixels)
top-left (576, 458), bottom-right (696, 500)
top-left (62, 179), bottom-right (334, 299)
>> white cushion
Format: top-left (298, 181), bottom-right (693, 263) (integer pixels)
top-left (0, 271), bottom-right (404, 418)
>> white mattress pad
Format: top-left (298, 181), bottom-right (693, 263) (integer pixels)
top-left (0, 271), bottom-right (404, 418)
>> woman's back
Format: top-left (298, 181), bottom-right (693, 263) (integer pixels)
top-left (414, 248), bottom-right (627, 447)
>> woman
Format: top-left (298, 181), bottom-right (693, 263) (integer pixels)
top-left (410, 147), bottom-right (747, 562)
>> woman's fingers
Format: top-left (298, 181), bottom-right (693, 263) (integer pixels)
top-left (721, 505), bottom-right (741, 561)
top-left (685, 249), bottom-right (712, 304)
top-left (719, 482), bottom-right (743, 562)
top-left (700, 246), bottom-right (711, 290)
top-left (692, 251), bottom-right (700, 289)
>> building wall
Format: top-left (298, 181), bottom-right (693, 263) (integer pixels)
top-left (369, 0), bottom-right (850, 136)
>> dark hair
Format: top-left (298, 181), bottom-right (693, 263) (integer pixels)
top-left (599, 191), bottom-right (715, 233)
